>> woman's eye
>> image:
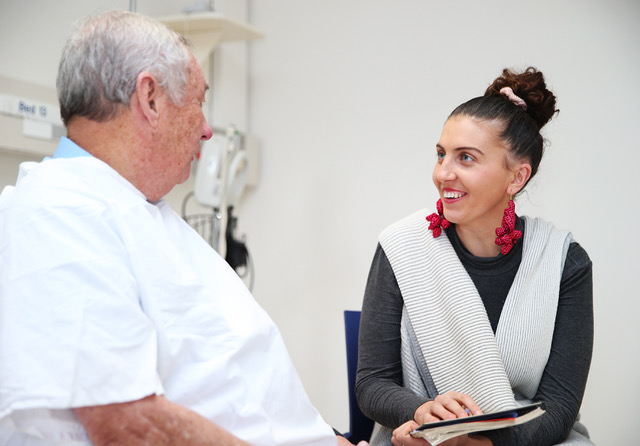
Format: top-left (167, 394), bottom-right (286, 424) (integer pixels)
top-left (436, 151), bottom-right (445, 160)
top-left (461, 153), bottom-right (474, 162)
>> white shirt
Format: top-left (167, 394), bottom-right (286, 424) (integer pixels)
top-left (0, 139), bottom-right (336, 446)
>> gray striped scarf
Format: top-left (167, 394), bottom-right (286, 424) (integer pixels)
top-left (369, 210), bottom-right (585, 445)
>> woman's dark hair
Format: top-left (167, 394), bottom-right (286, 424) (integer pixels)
top-left (449, 67), bottom-right (558, 186)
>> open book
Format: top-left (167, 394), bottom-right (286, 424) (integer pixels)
top-left (410, 402), bottom-right (545, 445)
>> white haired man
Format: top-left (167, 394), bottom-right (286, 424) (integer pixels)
top-left (0, 10), bottom-right (367, 446)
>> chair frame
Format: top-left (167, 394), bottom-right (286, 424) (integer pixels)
top-left (343, 310), bottom-right (374, 443)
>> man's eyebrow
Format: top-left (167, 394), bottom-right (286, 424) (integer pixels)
top-left (200, 83), bottom-right (210, 101)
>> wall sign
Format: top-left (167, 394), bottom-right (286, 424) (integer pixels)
top-left (0, 93), bottom-right (62, 126)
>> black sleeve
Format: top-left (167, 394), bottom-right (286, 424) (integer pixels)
top-left (355, 244), bottom-right (429, 428)
top-left (482, 242), bottom-right (594, 446)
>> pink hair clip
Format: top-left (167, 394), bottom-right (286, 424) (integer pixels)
top-left (500, 87), bottom-right (527, 110)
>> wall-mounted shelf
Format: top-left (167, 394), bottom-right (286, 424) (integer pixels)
top-left (0, 13), bottom-right (264, 158)
top-left (157, 12), bottom-right (264, 66)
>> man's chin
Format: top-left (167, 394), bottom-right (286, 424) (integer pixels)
top-left (179, 166), bottom-right (192, 184)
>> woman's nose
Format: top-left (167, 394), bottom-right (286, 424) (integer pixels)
top-left (435, 160), bottom-right (456, 182)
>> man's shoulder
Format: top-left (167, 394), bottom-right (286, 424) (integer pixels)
top-left (10, 157), bottom-right (144, 209)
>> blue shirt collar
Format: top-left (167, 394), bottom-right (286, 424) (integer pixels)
top-left (52, 136), bottom-right (93, 159)
top-left (49, 136), bottom-right (159, 204)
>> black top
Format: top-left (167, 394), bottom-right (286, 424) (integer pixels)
top-left (356, 217), bottom-right (593, 445)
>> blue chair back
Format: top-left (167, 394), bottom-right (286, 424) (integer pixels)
top-left (343, 310), bottom-right (374, 443)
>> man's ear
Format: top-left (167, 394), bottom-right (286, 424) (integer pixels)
top-left (508, 163), bottom-right (532, 196)
top-left (135, 71), bottom-right (160, 127)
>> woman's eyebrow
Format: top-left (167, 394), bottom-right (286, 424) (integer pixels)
top-left (436, 143), bottom-right (484, 155)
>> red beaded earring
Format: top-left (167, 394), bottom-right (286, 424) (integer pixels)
top-left (495, 199), bottom-right (522, 255)
top-left (426, 199), bottom-right (450, 238)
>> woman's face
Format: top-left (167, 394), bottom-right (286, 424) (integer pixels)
top-left (432, 115), bottom-right (521, 231)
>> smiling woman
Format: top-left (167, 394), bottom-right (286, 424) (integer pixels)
top-left (431, 68), bottom-right (556, 257)
top-left (432, 116), bottom-right (529, 254)
top-left (356, 67), bottom-right (594, 446)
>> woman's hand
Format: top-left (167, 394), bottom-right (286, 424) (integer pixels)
top-left (391, 420), bottom-right (429, 446)
top-left (391, 420), bottom-right (490, 446)
top-left (336, 436), bottom-right (369, 446)
top-left (390, 392), bottom-right (489, 446)
top-left (390, 421), bottom-right (473, 446)
top-left (414, 391), bottom-right (483, 425)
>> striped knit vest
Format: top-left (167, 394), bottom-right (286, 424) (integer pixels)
top-left (379, 210), bottom-right (571, 411)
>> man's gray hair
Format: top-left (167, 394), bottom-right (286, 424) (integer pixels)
top-left (56, 10), bottom-right (192, 126)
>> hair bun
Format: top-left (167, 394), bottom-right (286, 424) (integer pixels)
top-left (485, 67), bottom-right (558, 130)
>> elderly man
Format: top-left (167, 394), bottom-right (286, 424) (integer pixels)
top-left (0, 10), bottom-right (367, 446)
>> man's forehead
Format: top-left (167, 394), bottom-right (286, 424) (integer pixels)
top-left (187, 57), bottom-right (208, 96)
top-left (197, 78), bottom-right (208, 100)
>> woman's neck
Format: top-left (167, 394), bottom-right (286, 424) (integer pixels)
top-left (454, 223), bottom-right (502, 258)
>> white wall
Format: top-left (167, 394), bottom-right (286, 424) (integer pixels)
top-left (244, 1), bottom-right (640, 443)
top-left (1, 1), bottom-right (639, 444)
